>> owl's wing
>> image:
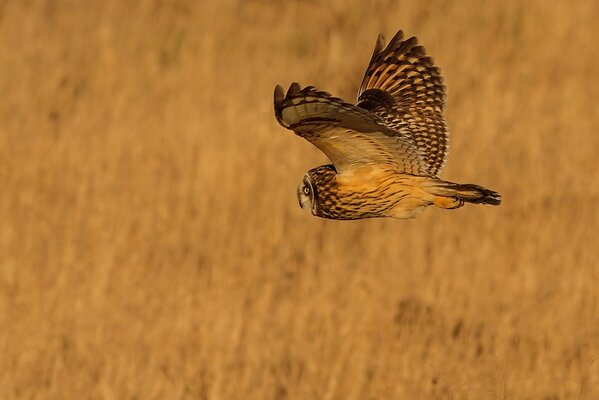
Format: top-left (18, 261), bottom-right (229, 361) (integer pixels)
top-left (274, 83), bottom-right (426, 176)
top-left (357, 30), bottom-right (449, 177)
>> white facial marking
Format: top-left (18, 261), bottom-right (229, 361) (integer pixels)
top-left (297, 174), bottom-right (315, 213)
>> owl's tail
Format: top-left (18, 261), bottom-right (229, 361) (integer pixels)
top-left (425, 180), bottom-right (501, 209)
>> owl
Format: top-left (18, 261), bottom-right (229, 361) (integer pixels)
top-left (274, 30), bottom-right (500, 220)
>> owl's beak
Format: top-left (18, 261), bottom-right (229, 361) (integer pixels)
top-left (297, 187), bottom-right (304, 209)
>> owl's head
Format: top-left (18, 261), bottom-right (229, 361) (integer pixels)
top-left (297, 165), bottom-right (338, 217)
top-left (297, 173), bottom-right (316, 214)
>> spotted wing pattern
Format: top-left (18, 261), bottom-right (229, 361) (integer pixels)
top-left (357, 31), bottom-right (449, 177)
top-left (274, 83), bottom-right (425, 176)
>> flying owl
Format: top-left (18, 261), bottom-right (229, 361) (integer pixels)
top-left (274, 30), bottom-right (501, 220)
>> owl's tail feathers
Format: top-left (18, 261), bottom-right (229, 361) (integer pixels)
top-left (426, 180), bottom-right (501, 208)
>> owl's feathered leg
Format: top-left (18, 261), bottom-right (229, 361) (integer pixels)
top-left (424, 180), bottom-right (501, 208)
top-left (433, 196), bottom-right (464, 209)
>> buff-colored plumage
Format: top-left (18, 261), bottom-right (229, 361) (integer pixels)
top-left (275, 30), bottom-right (500, 220)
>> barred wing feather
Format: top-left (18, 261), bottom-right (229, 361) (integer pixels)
top-left (274, 83), bottom-right (425, 176)
top-left (357, 31), bottom-right (449, 177)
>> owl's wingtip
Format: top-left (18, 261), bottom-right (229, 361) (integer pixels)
top-left (275, 83), bottom-right (303, 106)
top-left (374, 33), bottom-right (386, 55)
top-left (288, 82), bottom-right (301, 95)
top-left (274, 84), bottom-right (285, 105)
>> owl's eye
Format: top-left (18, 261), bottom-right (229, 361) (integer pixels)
top-left (303, 186), bottom-right (310, 195)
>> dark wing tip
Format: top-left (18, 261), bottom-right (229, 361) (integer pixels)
top-left (288, 82), bottom-right (301, 96)
top-left (387, 30), bottom-right (406, 48)
top-left (275, 85), bottom-right (285, 115)
top-left (411, 45), bottom-right (426, 58)
top-left (274, 84), bottom-right (287, 126)
top-left (274, 85), bottom-right (285, 105)
top-left (373, 33), bottom-right (386, 57)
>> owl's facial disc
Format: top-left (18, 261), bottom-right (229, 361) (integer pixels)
top-left (297, 174), bottom-right (315, 214)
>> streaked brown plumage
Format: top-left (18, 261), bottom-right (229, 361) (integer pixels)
top-left (275, 29), bottom-right (501, 220)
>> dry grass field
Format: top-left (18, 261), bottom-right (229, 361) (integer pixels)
top-left (1, 1), bottom-right (598, 399)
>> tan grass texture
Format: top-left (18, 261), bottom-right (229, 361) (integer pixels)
top-left (1, 1), bottom-right (599, 399)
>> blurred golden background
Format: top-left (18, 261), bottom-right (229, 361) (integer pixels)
top-left (1, 1), bottom-right (598, 398)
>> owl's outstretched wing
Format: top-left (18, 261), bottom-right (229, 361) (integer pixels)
top-left (274, 83), bottom-right (426, 176)
top-left (357, 30), bottom-right (448, 177)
